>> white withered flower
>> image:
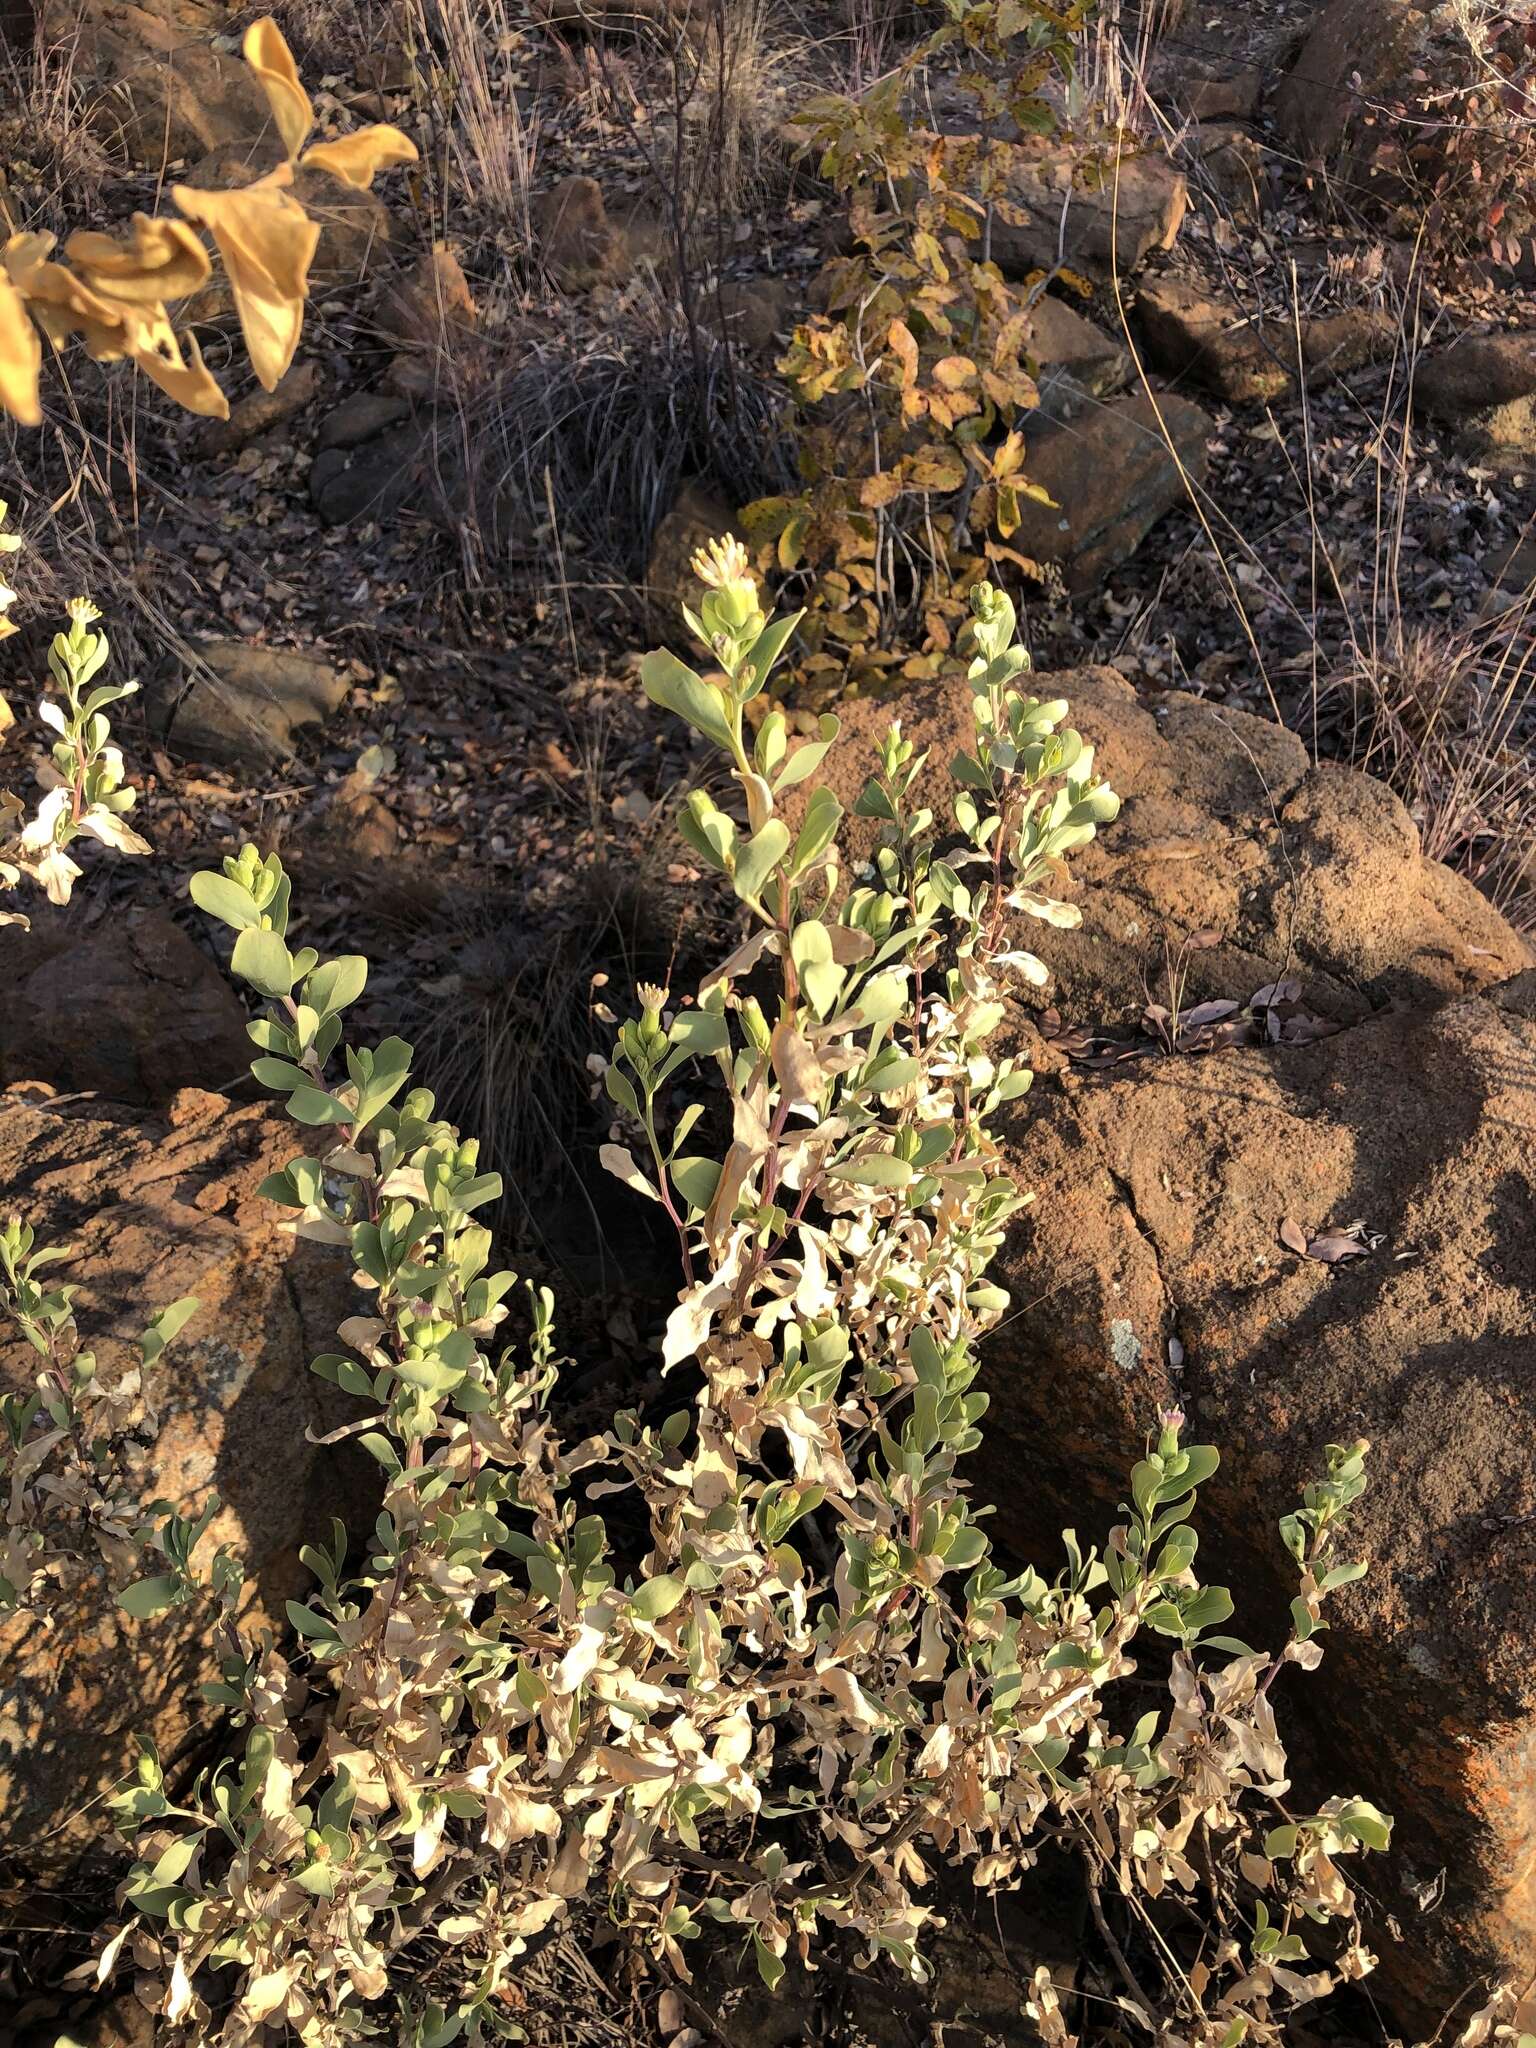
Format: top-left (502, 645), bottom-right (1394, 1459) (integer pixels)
top-left (636, 981), bottom-right (670, 1031)
top-left (689, 533), bottom-right (753, 593)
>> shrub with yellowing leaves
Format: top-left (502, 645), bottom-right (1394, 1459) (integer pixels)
top-left (0, 23), bottom-right (412, 916)
top-left (742, 0), bottom-right (1086, 691)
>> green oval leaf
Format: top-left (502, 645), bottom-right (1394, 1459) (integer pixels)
top-left (231, 925), bottom-right (296, 1000)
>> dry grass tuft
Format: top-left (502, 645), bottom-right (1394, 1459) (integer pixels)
top-left (446, 299), bottom-right (794, 581)
top-left (270, 0), bottom-right (374, 57)
top-left (407, 0), bottom-right (540, 248)
top-left (678, 0), bottom-right (805, 212)
top-left (1075, 0), bottom-right (1169, 140)
top-left (830, 0), bottom-right (927, 92)
top-left (0, 12), bottom-right (109, 219)
top-left (1116, 240), bottom-right (1536, 936)
top-left (1320, 593), bottom-right (1536, 929)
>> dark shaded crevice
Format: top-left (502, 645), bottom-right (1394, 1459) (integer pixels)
top-left (1104, 1159), bottom-right (1174, 1345)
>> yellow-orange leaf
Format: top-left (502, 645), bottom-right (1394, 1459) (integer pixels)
top-left (906, 447), bottom-right (967, 492)
top-left (244, 16), bottom-right (313, 160)
top-left (993, 310), bottom-right (1030, 368)
top-left (941, 197), bottom-right (983, 235)
top-left (981, 368), bottom-right (1028, 411)
top-left (173, 171), bottom-right (319, 390)
top-left (5, 235), bottom-right (128, 360)
top-left (931, 354), bottom-right (977, 390)
top-left (991, 427), bottom-right (1026, 479)
top-left (886, 316), bottom-right (919, 391)
top-left (858, 470), bottom-right (905, 509)
top-left (64, 214), bottom-right (211, 305)
top-left (132, 327), bottom-right (228, 418)
top-left (300, 125), bottom-right (418, 190)
top-left (0, 276), bottom-right (41, 426)
top-left (910, 229), bottom-right (949, 281)
top-left (777, 511), bottom-right (809, 571)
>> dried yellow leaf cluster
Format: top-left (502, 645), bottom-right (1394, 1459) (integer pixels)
top-left (0, 17), bottom-right (415, 426)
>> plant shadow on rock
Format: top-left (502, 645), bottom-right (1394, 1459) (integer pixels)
top-left (396, 856), bottom-right (716, 1319)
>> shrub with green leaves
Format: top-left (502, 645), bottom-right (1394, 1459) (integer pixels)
top-left (3, 545), bottom-right (1391, 2046)
top-left (0, 511), bottom-right (147, 920)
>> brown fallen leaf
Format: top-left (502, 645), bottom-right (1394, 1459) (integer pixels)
top-left (1280, 1215), bottom-right (1372, 1263)
top-left (1250, 978), bottom-right (1302, 1007)
top-left (1182, 998), bottom-right (1242, 1028)
top-left (1305, 1231), bottom-right (1370, 1263)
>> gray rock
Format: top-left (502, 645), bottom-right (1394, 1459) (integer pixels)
top-left (714, 275), bottom-right (795, 355)
top-left (1029, 293), bottom-right (1130, 398)
top-left (308, 422), bottom-right (426, 526)
top-left (1006, 392), bottom-right (1212, 591)
top-left (1185, 122), bottom-right (1270, 222)
top-left (1483, 533), bottom-right (1536, 616)
top-left (984, 971), bottom-right (1536, 2025)
top-left (198, 360), bottom-right (320, 456)
top-left (1272, 0), bottom-right (1428, 170)
top-left (1153, 53), bottom-right (1263, 124)
top-left (0, 903), bottom-right (250, 1106)
top-left (291, 162), bottom-right (393, 290)
top-left (987, 144), bottom-right (1188, 280)
top-left (530, 173), bottom-right (629, 291)
top-left (1416, 330), bottom-right (1536, 457)
top-left (1031, 368), bottom-right (1094, 428)
top-left (169, 640), bottom-right (349, 765)
top-left (39, 0), bottom-right (267, 169)
top-left (1138, 276), bottom-right (1290, 401)
top-left (316, 391), bottom-right (414, 452)
top-left (1138, 276), bottom-right (1397, 403)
